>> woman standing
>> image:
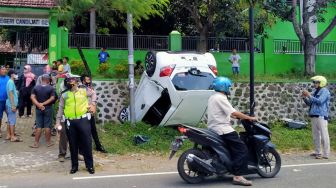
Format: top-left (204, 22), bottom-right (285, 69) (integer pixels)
top-left (18, 65), bottom-right (36, 118)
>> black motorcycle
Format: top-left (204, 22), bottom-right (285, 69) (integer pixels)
top-left (169, 120), bottom-right (281, 184)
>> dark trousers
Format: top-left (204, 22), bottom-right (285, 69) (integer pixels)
top-left (220, 131), bottom-right (248, 176)
top-left (59, 122), bottom-right (68, 157)
top-left (66, 118), bottom-right (93, 169)
top-left (18, 90), bottom-right (32, 116)
top-left (91, 116), bottom-right (103, 149)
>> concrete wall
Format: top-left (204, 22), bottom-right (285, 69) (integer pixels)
top-left (93, 80), bottom-right (336, 124)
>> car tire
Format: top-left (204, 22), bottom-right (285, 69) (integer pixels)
top-left (118, 107), bottom-right (130, 123)
top-left (145, 51), bottom-right (156, 77)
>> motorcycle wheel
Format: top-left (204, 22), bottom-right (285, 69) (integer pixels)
top-left (257, 147), bottom-right (281, 178)
top-left (177, 149), bottom-right (208, 184)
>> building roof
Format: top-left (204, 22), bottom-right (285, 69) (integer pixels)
top-left (0, 0), bottom-right (56, 8)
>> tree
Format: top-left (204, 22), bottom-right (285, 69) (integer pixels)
top-left (169, 0), bottom-right (276, 52)
top-left (56, 0), bottom-right (169, 30)
top-left (266, 0), bottom-right (336, 75)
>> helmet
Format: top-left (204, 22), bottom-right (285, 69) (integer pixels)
top-left (311, 75), bottom-right (327, 87)
top-left (212, 77), bottom-right (232, 93)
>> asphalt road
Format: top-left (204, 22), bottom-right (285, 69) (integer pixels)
top-left (1, 161), bottom-right (336, 188)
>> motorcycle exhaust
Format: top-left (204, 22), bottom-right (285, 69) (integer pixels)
top-left (186, 154), bottom-right (216, 174)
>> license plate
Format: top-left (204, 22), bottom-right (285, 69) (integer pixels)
top-left (168, 136), bottom-right (186, 159)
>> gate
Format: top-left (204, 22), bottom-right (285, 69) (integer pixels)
top-left (0, 31), bottom-right (49, 76)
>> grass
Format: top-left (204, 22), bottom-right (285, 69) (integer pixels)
top-left (99, 122), bottom-right (193, 155)
top-left (99, 121), bottom-right (336, 155)
top-left (270, 121), bottom-right (336, 152)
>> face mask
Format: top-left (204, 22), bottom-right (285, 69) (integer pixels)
top-left (14, 74), bottom-right (18, 80)
top-left (85, 82), bottom-right (91, 87)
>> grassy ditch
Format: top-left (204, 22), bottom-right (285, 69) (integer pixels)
top-left (99, 121), bottom-right (336, 155)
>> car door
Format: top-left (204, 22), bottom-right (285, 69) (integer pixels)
top-left (134, 73), bottom-right (164, 121)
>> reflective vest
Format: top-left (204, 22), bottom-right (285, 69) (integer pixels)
top-left (63, 88), bottom-right (88, 119)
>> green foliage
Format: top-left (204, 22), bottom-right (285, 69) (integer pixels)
top-left (99, 121), bottom-right (336, 154)
top-left (97, 27), bottom-right (110, 34)
top-left (97, 63), bottom-right (110, 75)
top-left (56, 0), bottom-right (169, 29)
top-left (70, 60), bottom-right (87, 75)
top-left (169, 0), bottom-right (276, 38)
top-left (113, 63), bottom-right (128, 78)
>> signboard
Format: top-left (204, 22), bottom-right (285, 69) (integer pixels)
top-left (27, 53), bottom-right (48, 64)
top-left (0, 17), bottom-right (49, 27)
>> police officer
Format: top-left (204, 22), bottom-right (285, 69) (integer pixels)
top-left (80, 74), bottom-right (107, 153)
top-left (56, 77), bottom-right (95, 174)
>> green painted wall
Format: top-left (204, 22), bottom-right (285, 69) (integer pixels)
top-left (267, 6), bottom-right (336, 41)
top-left (212, 52), bottom-right (265, 76)
top-left (318, 8), bottom-right (336, 41)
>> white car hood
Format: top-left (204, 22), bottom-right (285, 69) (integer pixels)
top-left (162, 90), bottom-right (215, 126)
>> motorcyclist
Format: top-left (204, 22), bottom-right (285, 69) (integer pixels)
top-left (207, 77), bottom-right (256, 186)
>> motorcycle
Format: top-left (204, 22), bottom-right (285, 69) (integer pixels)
top-left (169, 120), bottom-right (281, 184)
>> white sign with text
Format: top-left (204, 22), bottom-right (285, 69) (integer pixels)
top-left (0, 17), bottom-right (49, 27)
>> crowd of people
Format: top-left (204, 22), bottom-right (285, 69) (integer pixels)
top-left (0, 57), bottom-right (107, 175)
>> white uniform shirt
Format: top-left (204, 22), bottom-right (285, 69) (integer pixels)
top-left (207, 92), bottom-right (237, 135)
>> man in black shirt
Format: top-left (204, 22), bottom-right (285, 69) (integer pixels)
top-left (30, 74), bottom-right (56, 148)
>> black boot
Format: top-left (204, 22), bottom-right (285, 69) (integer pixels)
top-left (70, 167), bottom-right (78, 174)
top-left (87, 167), bottom-right (95, 174)
top-left (96, 146), bottom-right (107, 153)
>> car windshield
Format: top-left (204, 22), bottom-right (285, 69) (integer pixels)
top-left (172, 71), bottom-right (215, 91)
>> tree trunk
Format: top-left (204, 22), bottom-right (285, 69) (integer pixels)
top-left (198, 27), bottom-right (208, 52)
top-left (303, 41), bottom-right (316, 76)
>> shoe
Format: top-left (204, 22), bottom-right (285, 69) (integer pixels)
top-left (322, 156), bottom-right (329, 159)
top-left (28, 115), bottom-right (33, 118)
top-left (96, 146), bottom-right (108, 153)
top-left (70, 167), bottom-right (78, 174)
top-left (58, 156), bottom-right (65, 162)
top-left (310, 153), bottom-right (320, 157)
top-left (51, 128), bottom-right (57, 136)
top-left (315, 155), bottom-right (322, 159)
top-left (87, 168), bottom-right (95, 174)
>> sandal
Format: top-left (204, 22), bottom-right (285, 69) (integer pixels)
top-left (47, 143), bottom-right (55, 147)
top-left (232, 178), bottom-right (252, 186)
top-left (10, 138), bottom-right (23, 142)
top-left (30, 144), bottom-right (39, 148)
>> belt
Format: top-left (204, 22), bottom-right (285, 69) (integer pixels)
top-left (310, 115), bottom-right (328, 120)
top-left (66, 113), bottom-right (89, 120)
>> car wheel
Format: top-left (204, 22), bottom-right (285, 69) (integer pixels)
top-left (118, 107), bottom-right (130, 123)
top-left (145, 51), bottom-right (156, 77)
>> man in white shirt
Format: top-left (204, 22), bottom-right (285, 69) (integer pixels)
top-left (228, 49), bottom-right (241, 76)
top-left (207, 77), bottom-right (256, 186)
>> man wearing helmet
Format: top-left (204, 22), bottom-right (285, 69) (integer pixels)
top-left (302, 76), bottom-right (330, 159)
top-left (207, 77), bottom-right (256, 186)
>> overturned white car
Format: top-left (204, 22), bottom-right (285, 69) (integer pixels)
top-left (119, 51), bottom-right (217, 126)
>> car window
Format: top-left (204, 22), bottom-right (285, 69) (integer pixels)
top-left (172, 71), bottom-right (215, 91)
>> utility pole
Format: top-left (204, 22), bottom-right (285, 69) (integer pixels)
top-left (249, 3), bottom-right (255, 116)
top-left (127, 13), bottom-right (136, 125)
